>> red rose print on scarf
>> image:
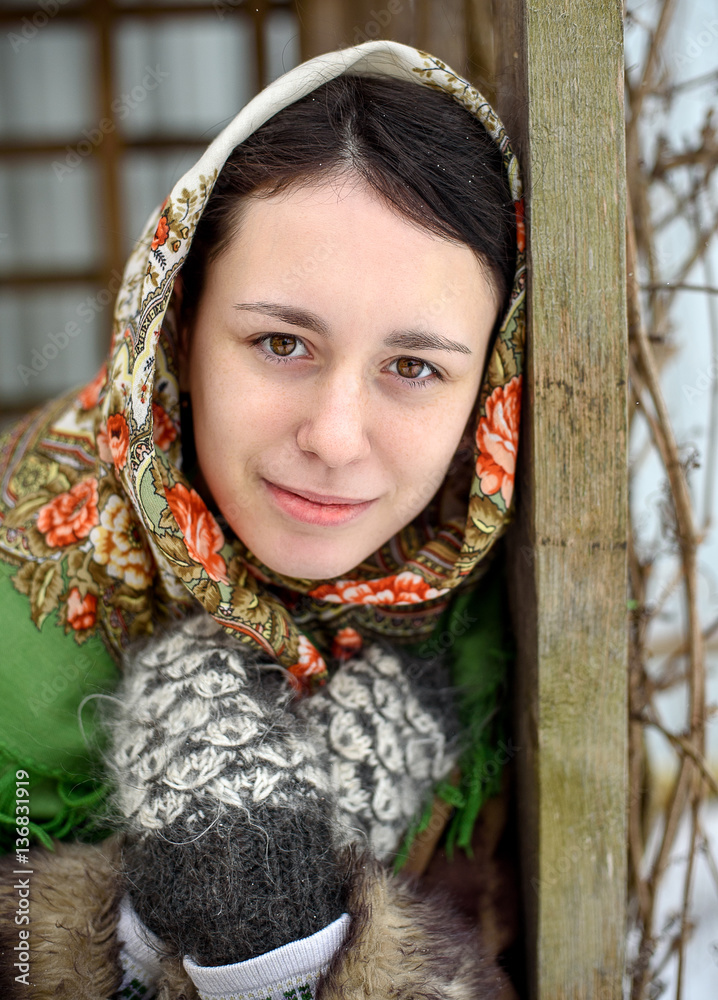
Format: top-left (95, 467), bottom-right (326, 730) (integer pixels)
top-left (67, 588), bottom-right (97, 631)
top-left (475, 375), bottom-right (522, 507)
top-left (151, 214), bottom-right (169, 251)
top-left (309, 571), bottom-right (449, 605)
top-left (515, 199), bottom-right (526, 254)
top-left (107, 413), bottom-right (130, 471)
top-left (152, 403), bottom-right (178, 451)
top-left (165, 483), bottom-right (228, 583)
top-left (77, 363), bottom-right (108, 410)
top-left (97, 424), bottom-right (112, 464)
top-left (37, 479), bottom-right (100, 548)
top-left (332, 626), bottom-right (363, 660)
top-left (288, 634), bottom-right (328, 689)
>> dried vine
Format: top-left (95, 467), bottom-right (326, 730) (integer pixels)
top-left (625, 2), bottom-right (718, 996)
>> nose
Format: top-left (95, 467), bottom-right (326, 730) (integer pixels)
top-left (296, 371), bottom-right (371, 467)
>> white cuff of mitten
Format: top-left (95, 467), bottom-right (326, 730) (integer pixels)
top-left (183, 912), bottom-right (351, 1000)
top-left (117, 895), bottom-right (166, 996)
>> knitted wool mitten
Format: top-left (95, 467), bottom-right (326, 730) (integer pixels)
top-left (294, 638), bottom-right (460, 859)
top-left (107, 613), bottom-right (459, 968)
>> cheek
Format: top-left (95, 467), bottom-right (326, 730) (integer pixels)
top-left (394, 387), bottom-right (475, 460)
top-left (187, 341), bottom-right (238, 480)
top-left (189, 352), bottom-right (296, 480)
top-left (398, 442), bottom-right (453, 494)
top-left (387, 408), bottom-right (467, 506)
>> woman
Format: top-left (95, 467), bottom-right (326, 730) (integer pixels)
top-left (0, 40), bottom-right (524, 998)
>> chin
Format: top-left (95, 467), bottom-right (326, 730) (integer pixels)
top-left (268, 556), bottom-right (362, 583)
top-left (255, 539), bottom-right (367, 583)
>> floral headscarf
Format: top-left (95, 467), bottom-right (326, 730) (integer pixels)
top-left (0, 41), bottom-right (525, 691)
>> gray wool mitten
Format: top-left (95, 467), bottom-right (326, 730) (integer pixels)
top-left (106, 612), bottom-right (460, 968)
top-left (293, 640), bottom-right (461, 859)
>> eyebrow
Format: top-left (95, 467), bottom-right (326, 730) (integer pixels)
top-left (233, 301), bottom-right (473, 355)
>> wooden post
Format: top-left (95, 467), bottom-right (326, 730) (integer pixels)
top-left (494, 3), bottom-right (629, 997)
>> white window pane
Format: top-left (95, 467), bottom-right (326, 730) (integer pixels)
top-left (0, 23), bottom-right (94, 139)
top-left (0, 286), bottom-right (108, 406)
top-left (265, 8), bottom-right (300, 84)
top-left (0, 159), bottom-right (99, 272)
top-left (115, 16), bottom-right (255, 139)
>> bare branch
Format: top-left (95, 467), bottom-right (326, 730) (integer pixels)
top-left (653, 67), bottom-right (718, 98)
top-left (640, 282), bottom-right (718, 296)
top-left (626, 0), bottom-right (679, 148)
top-left (641, 709), bottom-right (718, 797)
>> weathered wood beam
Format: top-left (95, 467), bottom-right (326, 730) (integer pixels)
top-left (495, 2), bottom-right (629, 997)
top-left (296, 0), bottom-right (473, 76)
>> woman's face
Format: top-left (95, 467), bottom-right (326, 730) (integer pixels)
top-left (187, 177), bottom-right (499, 580)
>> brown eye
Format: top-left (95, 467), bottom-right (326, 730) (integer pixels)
top-left (396, 357), bottom-right (425, 379)
top-left (268, 335), bottom-right (297, 356)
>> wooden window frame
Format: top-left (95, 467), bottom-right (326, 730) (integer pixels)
top-left (0, 0), bottom-right (293, 415)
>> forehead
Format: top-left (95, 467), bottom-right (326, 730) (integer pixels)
top-left (214, 176), bottom-right (497, 317)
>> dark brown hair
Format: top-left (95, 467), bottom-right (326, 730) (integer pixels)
top-left (179, 73), bottom-right (516, 323)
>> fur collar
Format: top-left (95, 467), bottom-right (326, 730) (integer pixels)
top-left (0, 839), bottom-right (510, 999)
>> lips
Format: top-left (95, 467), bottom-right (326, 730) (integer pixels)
top-left (263, 480), bottom-right (377, 526)
top-left (270, 483), bottom-right (372, 506)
